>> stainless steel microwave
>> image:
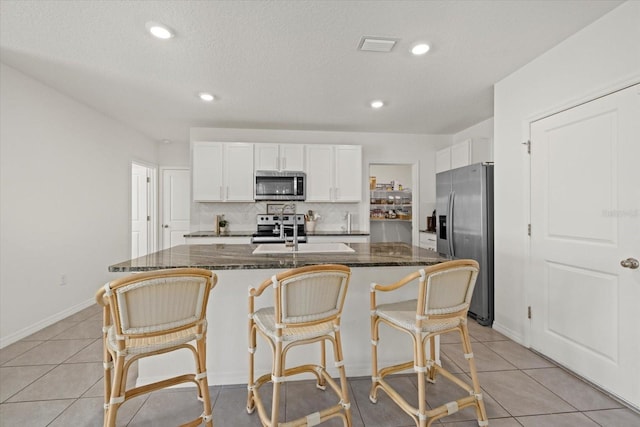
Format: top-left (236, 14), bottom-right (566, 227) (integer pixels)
top-left (255, 171), bottom-right (306, 201)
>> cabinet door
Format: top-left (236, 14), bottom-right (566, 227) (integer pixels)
top-left (192, 142), bottom-right (224, 201)
top-left (471, 137), bottom-right (493, 163)
top-left (225, 143), bottom-right (254, 201)
top-left (305, 144), bottom-right (333, 202)
top-left (419, 232), bottom-right (437, 250)
top-left (435, 147), bottom-right (451, 173)
top-left (450, 139), bottom-right (471, 169)
top-left (334, 145), bottom-right (362, 202)
top-left (280, 144), bottom-right (305, 171)
top-left (254, 143), bottom-right (279, 171)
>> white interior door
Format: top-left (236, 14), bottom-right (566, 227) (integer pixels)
top-left (529, 84), bottom-right (640, 407)
top-left (162, 168), bottom-right (190, 249)
top-left (131, 163), bottom-right (150, 257)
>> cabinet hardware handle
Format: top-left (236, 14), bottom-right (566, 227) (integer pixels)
top-left (620, 257), bottom-right (639, 269)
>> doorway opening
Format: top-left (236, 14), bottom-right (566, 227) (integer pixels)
top-left (368, 163), bottom-right (418, 244)
top-left (131, 162), bottom-right (157, 257)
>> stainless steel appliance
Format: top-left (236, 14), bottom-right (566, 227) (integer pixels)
top-left (251, 214), bottom-right (307, 244)
top-left (255, 171), bottom-right (306, 201)
top-left (436, 163), bottom-right (494, 326)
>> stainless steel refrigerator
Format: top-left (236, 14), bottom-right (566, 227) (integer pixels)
top-left (436, 163), bottom-right (494, 326)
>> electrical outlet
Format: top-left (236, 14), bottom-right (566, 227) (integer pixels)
top-left (59, 274), bottom-right (67, 286)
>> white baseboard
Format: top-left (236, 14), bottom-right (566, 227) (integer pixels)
top-left (492, 321), bottom-right (524, 345)
top-left (0, 298), bottom-right (95, 349)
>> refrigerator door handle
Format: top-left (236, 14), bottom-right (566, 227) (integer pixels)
top-left (448, 191), bottom-right (455, 257)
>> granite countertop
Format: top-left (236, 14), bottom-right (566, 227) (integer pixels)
top-left (109, 242), bottom-right (445, 272)
top-left (184, 230), bottom-right (370, 238)
top-left (184, 231), bottom-right (253, 237)
top-left (307, 230), bottom-right (369, 236)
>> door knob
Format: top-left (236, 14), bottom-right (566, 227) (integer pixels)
top-left (620, 257), bottom-right (639, 269)
top-left (163, 225), bottom-right (169, 228)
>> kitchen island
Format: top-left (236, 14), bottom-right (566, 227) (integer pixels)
top-left (109, 243), bottom-right (448, 386)
top-left (109, 242), bottom-right (442, 272)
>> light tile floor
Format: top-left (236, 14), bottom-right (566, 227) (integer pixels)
top-left (1, 304), bottom-right (639, 426)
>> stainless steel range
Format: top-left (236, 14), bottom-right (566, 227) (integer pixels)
top-left (251, 214), bottom-right (307, 244)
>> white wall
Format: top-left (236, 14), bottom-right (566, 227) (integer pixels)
top-left (493, 1), bottom-right (640, 342)
top-left (0, 63), bottom-right (159, 346)
top-left (369, 164), bottom-right (412, 190)
top-left (158, 141), bottom-right (190, 167)
top-left (188, 128), bottom-right (449, 233)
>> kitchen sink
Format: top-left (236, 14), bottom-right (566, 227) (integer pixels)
top-left (252, 242), bottom-right (355, 255)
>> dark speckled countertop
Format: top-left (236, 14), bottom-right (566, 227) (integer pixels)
top-left (109, 242), bottom-right (445, 272)
top-left (183, 230), bottom-right (370, 238)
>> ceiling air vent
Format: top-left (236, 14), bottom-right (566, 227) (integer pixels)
top-left (358, 37), bottom-right (397, 53)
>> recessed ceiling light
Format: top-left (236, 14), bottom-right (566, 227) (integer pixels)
top-left (198, 92), bottom-right (215, 102)
top-left (145, 21), bottom-right (174, 39)
top-left (370, 100), bottom-right (384, 109)
top-left (411, 43), bottom-right (430, 55)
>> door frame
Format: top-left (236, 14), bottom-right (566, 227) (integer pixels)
top-left (522, 78), bottom-right (640, 349)
top-left (367, 161), bottom-right (420, 245)
top-left (131, 161), bottom-right (157, 257)
top-left (159, 166), bottom-right (190, 249)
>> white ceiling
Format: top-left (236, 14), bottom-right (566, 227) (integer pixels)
top-left (0, 0), bottom-right (623, 143)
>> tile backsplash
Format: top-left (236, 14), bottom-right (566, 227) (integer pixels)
top-left (191, 202), bottom-right (361, 232)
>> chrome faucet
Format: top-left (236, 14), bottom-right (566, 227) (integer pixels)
top-left (280, 203), bottom-right (299, 251)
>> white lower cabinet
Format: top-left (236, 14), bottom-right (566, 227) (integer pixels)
top-left (419, 232), bottom-right (437, 251)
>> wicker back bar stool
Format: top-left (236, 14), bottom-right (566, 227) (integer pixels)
top-left (96, 268), bottom-right (217, 427)
top-left (247, 264), bottom-right (353, 426)
top-left (369, 259), bottom-right (488, 427)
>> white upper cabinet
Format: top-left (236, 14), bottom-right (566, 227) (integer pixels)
top-left (192, 142), bottom-right (224, 201)
top-left (334, 145), bottom-right (362, 201)
top-left (435, 147), bottom-right (452, 174)
top-left (305, 144), bottom-right (362, 202)
top-left (192, 142), bottom-right (254, 202)
top-left (450, 139), bottom-right (471, 170)
top-left (254, 143), bottom-right (305, 172)
top-left (224, 143), bottom-right (255, 201)
top-left (305, 144), bottom-right (333, 201)
top-left (436, 138), bottom-right (492, 173)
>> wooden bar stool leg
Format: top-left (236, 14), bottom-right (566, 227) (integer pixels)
top-left (334, 326), bottom-right (352, 426)
top-left (106, 355), bottom-right (126, 427)
top-left (317, 339), bottom-right (327, 390)
top-left (247, 317), bottom-right (257, 414)
top-left (415, 333), bottom-right (428, 427)
top-left (427, 336), bottom-right (437, 383)
top-left (270, 340), bottom-right (283, 427)
top-left (369, 316), bottom-right (380, 403)
top-left (460, 323), bottom-right (488, 426)
top-left (196, 336), bottom-right (213, 426)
